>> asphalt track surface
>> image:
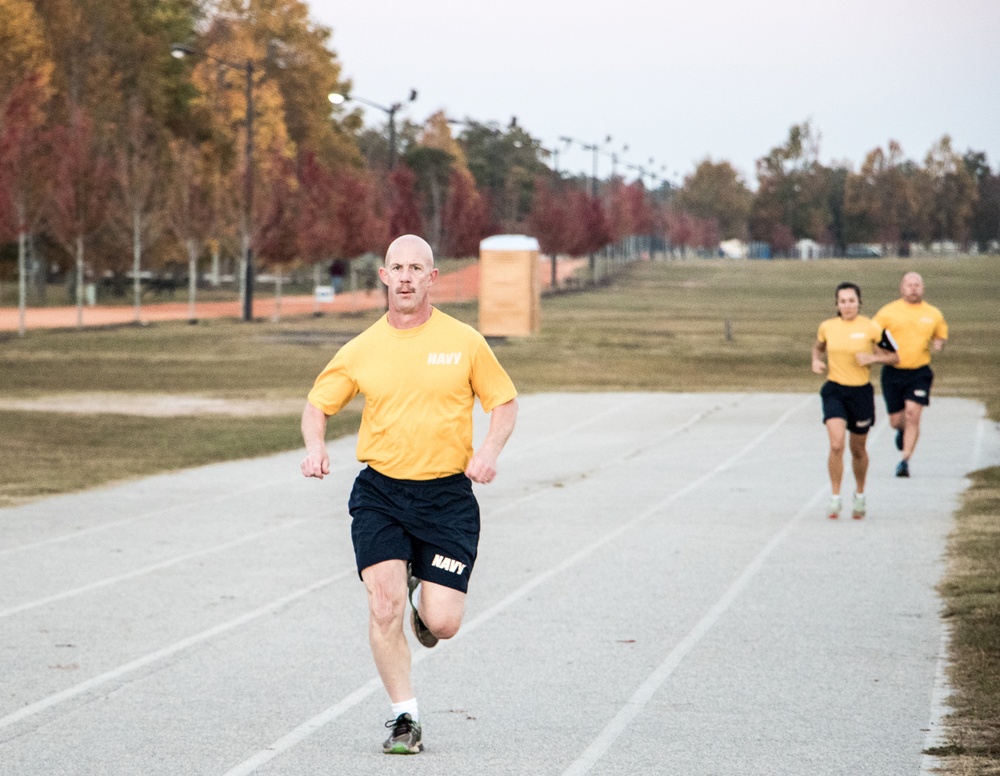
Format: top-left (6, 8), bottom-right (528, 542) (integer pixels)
top-left (2, 393), bottom-right (998, 776)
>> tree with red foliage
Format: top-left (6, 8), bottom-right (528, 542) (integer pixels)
top-left (336, 166), bottom-right (388, 258)
top-left (565, 187), bottom-right (609, 257)
top-left (387, 163), bottom-right (423, 238)
top-left (255, 149), bottom-right (300, 319)
top-left (255, 148), bottom-right (299, 267)
top-left (665, 206), bottom-right (695, 257)
top-left (295, 150), bottom-right (343, 291)
top-left (694, 216), bottom-right (721, 254)
top-left (604, 179), bottom-right (633, 248)
top-left (441, 168), bottom-right (489, 258)
top-left (623, 181), bottom-right (654, 236)
top-left (0, 72), bottom-right (51, 335)
top-left (46, 104), bottom-right (114, 327)
top-left (528, 176), bottom-right (573, 286)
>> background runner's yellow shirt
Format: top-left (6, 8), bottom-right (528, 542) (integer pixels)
top-left (307, 308), bottom-right (518, 480)
top-left (873, 299), bottom-right (948, 369)
top-left (817, 315), bottom-right (885, 386)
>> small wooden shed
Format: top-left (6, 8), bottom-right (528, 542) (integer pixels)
top-left (478, 235), bottom-right (541, 337)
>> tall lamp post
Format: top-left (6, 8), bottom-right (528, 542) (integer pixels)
top-left (328, 89), bottom-right (417, 171)
top-left (171, 43), bottom-right (256, 322)
top-left (559, 134), bottom-right (613, 281)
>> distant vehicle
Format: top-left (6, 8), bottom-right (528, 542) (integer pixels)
top-left (845, 245), bottom-right (882, 258)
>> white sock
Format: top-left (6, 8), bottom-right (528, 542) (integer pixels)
top-left (392, 698), bottom-right (419, 722)
top-left (410, 582), bottom-right (422, 611)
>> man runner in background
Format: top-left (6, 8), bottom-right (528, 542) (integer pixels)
top-left (873, 272), bottom-right (948, 477)
top-left (300, 234), bottom-right (518, 754)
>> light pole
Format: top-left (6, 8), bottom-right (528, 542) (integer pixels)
top-left (560, 134), bottom-right (613, 281)
top-left (329, 89), bottom-right (417, 171)
top-left (171, 43), bottom-right (256, 322)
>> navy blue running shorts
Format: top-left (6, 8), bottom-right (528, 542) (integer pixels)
top-left (347, 466), bottom-right (480, 593)
top-left (880, 364), bottom-right (933, 414)
top-left (820, 381), bottom-right (875, 435)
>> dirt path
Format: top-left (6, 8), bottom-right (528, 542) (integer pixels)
top-left (0, 393), bottom-right (305, 417)
top-left (0, 258), bottom-right (586, 333)
top-left (0, 258), bottom-right (586, 416)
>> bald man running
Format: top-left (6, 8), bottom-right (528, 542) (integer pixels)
top-left (301, 235), bottom-right (518, 754)
top-left (872, 272), bottom-right (949, 477)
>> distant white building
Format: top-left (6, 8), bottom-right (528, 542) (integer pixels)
top-left (719, 239), bottom-right (747, 259)
top-left (796, 239), bottom-right (820, 260)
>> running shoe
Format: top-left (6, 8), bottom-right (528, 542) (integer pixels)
top-left (895, 428), bottom-right (904, 451)
top-left (895, 459), bottom-right (910, 478)
top-left (852, 493), bottom-right (866, 520)
top-left (826, 495), bottom-right (841, 520)
top-left (383, 713), bottom-right (423, 754)
top-left (407, 565), bottom-right (439, 648)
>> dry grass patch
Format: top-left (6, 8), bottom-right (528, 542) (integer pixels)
top-left (936, 466), bottom-right (1000, 772)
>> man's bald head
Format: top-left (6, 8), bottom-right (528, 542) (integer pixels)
top-left (386, 234), bottom-right (434, 267)
top-left (900, 272), bottom-right (924, 304)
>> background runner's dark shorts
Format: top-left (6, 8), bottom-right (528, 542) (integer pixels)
top-left (820, 381), bottom-right (875, 434)
top-left (881, 364), bottom-right (934, 414)
top-left (348, 466), bottom-right (480, 593)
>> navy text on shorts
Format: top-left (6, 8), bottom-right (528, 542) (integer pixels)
top-left (881, 364), bottom-right (934, 414)
top-left (348, 466), bottom-right (480, 593)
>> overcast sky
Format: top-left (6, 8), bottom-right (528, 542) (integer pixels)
top-left (306, 0), bottom-right (1000, 187)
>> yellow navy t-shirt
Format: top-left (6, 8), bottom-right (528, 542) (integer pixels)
top-left (817, 315), bottom-right (890, 386)
top-left (873, 299), bottom-right (948, 370)
top-left (308, 308), bottom-right (518, 480)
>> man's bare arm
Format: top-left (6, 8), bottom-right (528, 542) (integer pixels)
top-left (465, 398), bottom-right (518, 484)
top-left (300, 401), bottom-right (331, 479)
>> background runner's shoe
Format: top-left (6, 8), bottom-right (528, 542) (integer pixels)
top-left (407, 567), bottom-right (439, 648)
top-left (852, 493), bottom-right (866, 520)
top-left (896, 460), bottom-right (910, 478)
top-left (383, 713), bottom-right (423, 754)
top-left (895, 429), bottom-right (904, 451)
top-left (826, 495), bottom-right (841, 520)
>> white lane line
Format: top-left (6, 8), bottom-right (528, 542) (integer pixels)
top-left (0, 395), bottom-right (571, 556)
top-left (482, 395), bottom-right (742, 512)
top-left (0, 397), bottom-right (664, 733)
top-left (0, 571), bottom-right (352, 733)
top-left (919, 626), bottom-right (955, 775)
top-left (220, 396), bottom-right (809, 776)
top-left (0, 463), bottom-right (356, 556)
top-left (0, 520), bottom-right (306, 619)
top-left (560, 484), bottom-right (826, 776)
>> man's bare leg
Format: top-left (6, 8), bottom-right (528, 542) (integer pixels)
top-left (361, 559), bottom-right (412, 702)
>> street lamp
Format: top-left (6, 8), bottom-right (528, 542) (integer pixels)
top-left (560, 134), bottom-right (613, 197)
top-left (171, 43), bottom-right (256, 322)
top-left (329, 89), bottom-right (417, 171)
top-left (560, 134), bottom-right (613, 280)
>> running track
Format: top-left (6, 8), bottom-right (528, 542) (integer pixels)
top-left (2, 393), bottom-right (998, 774)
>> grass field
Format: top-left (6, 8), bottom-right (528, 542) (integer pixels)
top-left (0, 254), bottom-right (997, 770)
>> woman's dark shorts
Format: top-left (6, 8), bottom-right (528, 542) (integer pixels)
top-left (880, 364), bottom-right (933, 414)
top-left (348, 466), bottom-right (480, 593)
top-left (821, 381), bottom-right (875, 435)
